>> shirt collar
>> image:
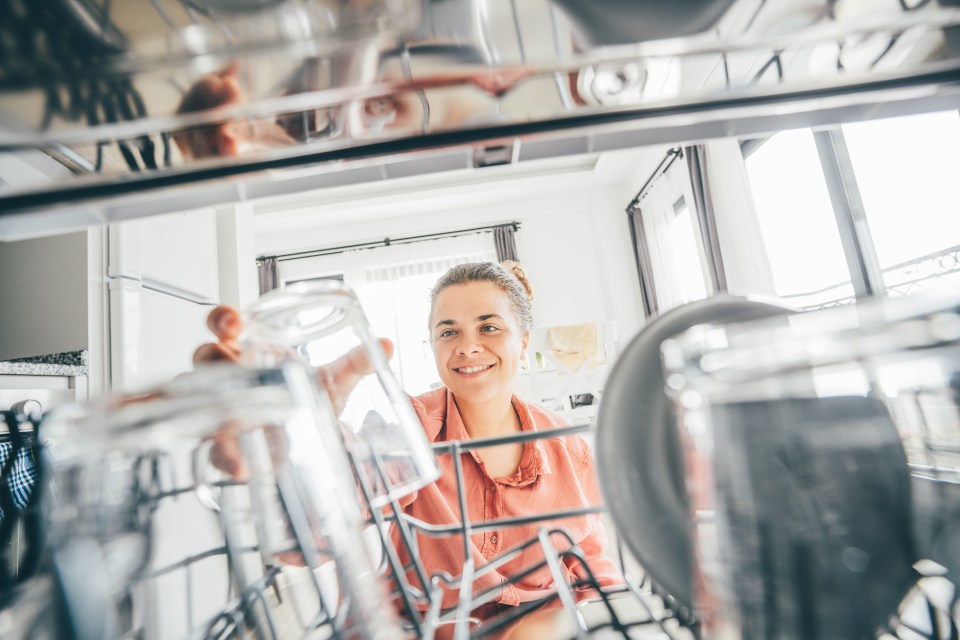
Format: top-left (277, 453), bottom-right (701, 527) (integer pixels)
top-left (441, 388), bottom-right (552, 484)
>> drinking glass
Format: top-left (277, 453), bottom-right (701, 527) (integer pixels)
top-left (41, 364), bottom-right (403, 640)
top-left (242, 280), bottom-right (439, 508)
top-left (660, 293), bottom-right (960, 639)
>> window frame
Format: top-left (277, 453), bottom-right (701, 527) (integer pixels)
top-left (740, 127), bottom-right (888, 307)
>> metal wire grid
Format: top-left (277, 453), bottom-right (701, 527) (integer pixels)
top-left (7, 401), bottom-right (960, 639)
top-left (82, 420), bottom-right (692, 640)
top-left (354, 422), bottom-right (693, 640)
top-left (39, 441), bottom-right (378, 640)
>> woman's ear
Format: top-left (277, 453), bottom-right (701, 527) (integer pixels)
top-left (521, 331), bottom-right (530, 353)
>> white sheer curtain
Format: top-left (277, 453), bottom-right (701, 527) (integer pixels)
top-left (638, 158), bottom-right (710, 313)
top-left (703, 138), bottom-right (777, 298)
top-left (353, 235), bottom-right (496, 394)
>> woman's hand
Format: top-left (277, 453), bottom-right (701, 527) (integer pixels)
top-left (193, 305), bottom-right (395, 477)
top-left (173, 64), bottom-right (295, 160)
top-left (193, 305), bottom-right (395, 412)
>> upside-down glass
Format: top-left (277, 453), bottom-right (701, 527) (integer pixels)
top-left (242, 281), bottom-right (439, 508)
top-left (660, 293), bottom-right (960, 639)
top-left (40, 364), bottom-right (403, 640)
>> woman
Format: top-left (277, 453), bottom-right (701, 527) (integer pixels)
top-left (196, 261), bottom-right (621, 632)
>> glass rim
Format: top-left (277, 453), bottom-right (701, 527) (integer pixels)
top-left (245, 280), bottom-right (363, 346)
top-left (662, 291), bottom-right (960, 390)
top-left (42, 364), bottom-right (313, 461)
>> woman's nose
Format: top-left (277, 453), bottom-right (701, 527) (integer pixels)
top-left (455, 337), bottom-right (483, 355)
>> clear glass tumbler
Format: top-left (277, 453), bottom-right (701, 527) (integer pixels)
top-left (660, 293), bottom-right (960, 639)
top-left (242, 280), bottom-right (439, 508)
top-left (41, 364), bottom-right (403, 640)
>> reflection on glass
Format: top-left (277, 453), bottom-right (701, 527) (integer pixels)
top-left (242, 281), bottom-right (439, 508)
top-left (745, 128), bottom-right (853, 309)
top-left (842, 111), bottom-right (960, 297)
top-left (40, 365), bottom-right (402, 640)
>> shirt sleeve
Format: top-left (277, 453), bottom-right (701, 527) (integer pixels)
top-left (567, 446), bottom-right (624, 589)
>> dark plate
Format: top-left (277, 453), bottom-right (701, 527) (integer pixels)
top-left (595, 295), bottom-right (794, 608)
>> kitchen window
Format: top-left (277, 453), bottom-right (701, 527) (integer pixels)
top-left (841, 111), bottom-right (960, 298)
top-left (742, 110), bottom-right (960, 310)
top-left (744, 128), bottom-right (854, 310)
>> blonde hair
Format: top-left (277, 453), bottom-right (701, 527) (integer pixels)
top-left (429, 261), bottom-right (534, 331)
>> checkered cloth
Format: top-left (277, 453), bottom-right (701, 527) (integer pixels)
top-left (0, 442), bottom-right (37, 520)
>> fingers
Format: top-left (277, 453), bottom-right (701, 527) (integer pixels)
top-left (207, 305), bottom-right (244, 342)
top-left (193, 306), bottom-right (243, 365)
top-left (316, 338), bottom-right (395, 415)
top-left (208, 431), bottom-right (249, 482)
top-left (192, 343), bottom-right (240, 365)
top-left (379, 337), bottom-right (395, 361)
top-left (177, 63), bottom-right (245, 114)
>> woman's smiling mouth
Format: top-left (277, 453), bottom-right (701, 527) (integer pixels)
top-left (454, 364), bottom-right (494, 375)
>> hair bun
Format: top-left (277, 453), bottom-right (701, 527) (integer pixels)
top-left (500, 260), bottom-right (535, 302)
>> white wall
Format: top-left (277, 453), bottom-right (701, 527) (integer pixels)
top-left (0, 231), bottom-right (88, 360)
top-left (253, 160), bottom-right (649, 346)
top-left (216, 203), bottom-right (260, 309)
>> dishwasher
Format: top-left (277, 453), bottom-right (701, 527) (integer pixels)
top-left (1, 1), bottom-right (960, 638)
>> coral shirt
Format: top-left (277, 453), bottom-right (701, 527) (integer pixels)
top-left (391, 387), bottom-right (621, 612)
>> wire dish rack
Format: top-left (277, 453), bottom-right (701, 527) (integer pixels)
top-left (2, 407), bottom-right (959, 639)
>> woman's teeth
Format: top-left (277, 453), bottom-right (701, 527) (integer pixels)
top-left (458, 365), bottom-right (491, 374)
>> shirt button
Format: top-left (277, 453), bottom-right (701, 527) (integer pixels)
top-left (490, 535), bottom-right (498, 544)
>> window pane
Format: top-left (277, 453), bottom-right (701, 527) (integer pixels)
top-left (842, 111), bottom-right (960, 297)
top-left (745, 129), bottom-right (854, 309)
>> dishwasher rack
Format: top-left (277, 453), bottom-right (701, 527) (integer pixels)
top-left (3, 413), bottom-right (960, 639)
top-left (357, 422), bottom-right (692, 640)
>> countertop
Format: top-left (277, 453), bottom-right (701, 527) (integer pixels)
top-left (0, 350), bottom-right (88, 376)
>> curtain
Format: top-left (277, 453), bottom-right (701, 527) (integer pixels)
top-left (702, 138), bottom-right (777, 297)
top-left (257, 256), bottom-right (280, 295)
top-left (685, 144), bottom-right (727, 293)
top-left (635, 155), bottom-right (709, 313)
top-left (626, 205), bottom-right (659, 318)
top-left (493, 224), bottom-right (519, 262)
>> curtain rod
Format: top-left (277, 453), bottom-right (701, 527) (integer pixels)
top-left (262, 222), bottom-right (521, 263)
top-left (627, 147), bottom-right (683, 211)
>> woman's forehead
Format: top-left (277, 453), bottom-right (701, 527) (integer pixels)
top-left (432, 281), bottom-right (510, 316)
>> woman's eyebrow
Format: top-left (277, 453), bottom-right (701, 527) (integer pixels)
top-left (434, 314), bottom-right (501, 329)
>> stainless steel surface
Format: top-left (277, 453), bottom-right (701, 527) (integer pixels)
top-left (1, 0), bottom-right (959, 234)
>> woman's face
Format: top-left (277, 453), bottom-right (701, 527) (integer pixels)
top-left (430, 281), bottom-right (529, 406)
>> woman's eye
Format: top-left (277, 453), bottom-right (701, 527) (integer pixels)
top-left (439, 329), bottom-right (456, 338)
top-left (481, 324), bottom-right (499, 333)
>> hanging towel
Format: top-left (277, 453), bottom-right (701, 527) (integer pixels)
top-left (546, 323), bottom-right (598, 372)
top-left (0, 442), bottom-right (36, 521)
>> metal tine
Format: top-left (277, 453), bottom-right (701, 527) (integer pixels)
top-left (392, 420), bottom-right (691, 638)
top-left (538, 530), bottom-right (590, 639)
top-left (354, 449), bottom-right (429, 632)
